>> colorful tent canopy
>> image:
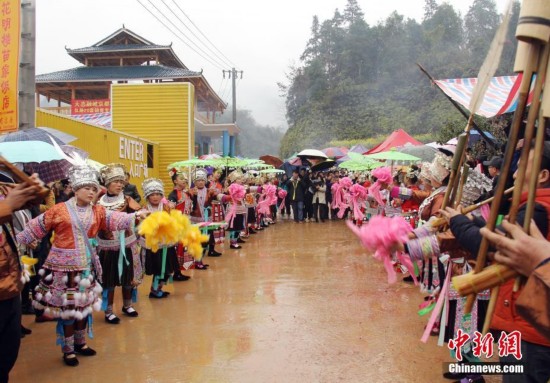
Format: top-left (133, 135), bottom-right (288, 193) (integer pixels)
top-left (433, 74), bottom-right (535, 118)
top-left (69, 112), bottom-right (112, 128)
top-left (365, 129), bottom-right (422, 154)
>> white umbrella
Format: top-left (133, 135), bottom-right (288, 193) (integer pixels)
top-left (297, 149), bottom-right (328, 159)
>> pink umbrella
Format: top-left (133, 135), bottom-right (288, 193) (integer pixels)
top-left (199, 153), bottom-right (222, 160)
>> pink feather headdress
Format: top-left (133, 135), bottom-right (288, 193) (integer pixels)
top-left (332, 177), bottom-right (352, 218)
top-left (368, 167), bottom-right (392, 207)
top-left (225, 183), bottom-right (246, 225)
top-left (347, 215), bottom-right (416, 284)
top-left (349, 183), bottom-right (368, 221)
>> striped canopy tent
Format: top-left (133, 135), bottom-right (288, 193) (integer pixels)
top-left (69, 112), bottom-right (112, 128)
top-left (433, 74), bottom-right (535, 117)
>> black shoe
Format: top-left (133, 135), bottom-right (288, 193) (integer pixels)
top-left (208, 250), bottom-right (222, 257)
top-left (173, 274), bottom-right (190, 281)
top-left (237, 238), bottom-right (246, 244)
top-left (122, 306), bottom-right (139, 317)
top-left (75, 344), bottom-right (97, 356)
top-left (63, 353), bottom-right (79, 367)
top-left (21, 325), bottom-right (32, 335)
top-left (230, 244), bottom-right (242, 249)
top-left (149, 291), bottom-right (166, 299)
top-left (105, 313), bottom-right (120, 324)
top-left (248, 228), bottom-right (257, 234)
top-left (21, 304), bottom-right (35, 315)
top-left (443, 372), bottom-right (467, 380)
top-left (403, 275), bottom-right (415, 283)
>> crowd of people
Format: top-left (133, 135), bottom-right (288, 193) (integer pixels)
top-left (0, 161), bottom-right (285, 381)
top-left (1, 138), bottom-right (550, 383)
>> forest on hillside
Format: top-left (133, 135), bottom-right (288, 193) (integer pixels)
top-left (278, 0), bottom-right (520, 158)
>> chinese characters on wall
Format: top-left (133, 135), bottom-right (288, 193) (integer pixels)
top-left (0, 0), bottom-right (19, 133)
top-left (71, 99), bottom-right (111, 115)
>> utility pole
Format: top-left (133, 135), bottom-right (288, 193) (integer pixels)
top-left (19, 0), bottom-right (35, 130)
top-left (222, 68), bottom-right (243, 156)
top-left (222, 68), bottom-right (243, 123)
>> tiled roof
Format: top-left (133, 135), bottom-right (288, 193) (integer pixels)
top-left (36, 65), bottom-right (202, 82)
top-left (66, 44), bottom-right (172, 53)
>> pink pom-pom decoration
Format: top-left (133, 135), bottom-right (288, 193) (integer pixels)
top-left (347, 215), bottom-right (415, 284)
top-left (277, 189), bottom-right (288, 211)
top-left (349, 183), bottom-right (368, 221)
top-left (225, 183), bottom-right (246, 225)
top-left (371, 167), bottom-right (392, 184)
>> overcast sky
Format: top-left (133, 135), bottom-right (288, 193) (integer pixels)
top-left (36, 0), bottom-right (510, 129)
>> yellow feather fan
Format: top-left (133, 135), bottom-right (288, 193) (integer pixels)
top-left (138, 210), bottom-right (208, 255)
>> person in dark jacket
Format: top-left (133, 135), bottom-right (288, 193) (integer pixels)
top-left (123, 172), bottom-right (141, 203)
top-left (286, 170), bottom-right (305, 222)
top-left (0, 177), bottom-right (42, 383)
top-left (440, 141), bottom-right (550, 383)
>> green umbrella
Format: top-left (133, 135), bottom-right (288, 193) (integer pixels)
top-left (244, 163), bottom-right (274, 170)
top-left (339, 160), bottom-right (384, 171)
top-left (207, 157), bottom-right (263, 168)
top-left (259, 169), bottom-right (285, 174)
top-left (167, 158), bottom-right (214, 169)
top-left (364, 149), bottom-right (420, 162)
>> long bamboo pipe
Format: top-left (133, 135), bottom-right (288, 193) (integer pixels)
top-left (463, 42), bottom-right (543, 315)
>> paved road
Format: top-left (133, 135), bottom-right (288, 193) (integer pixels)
top-left (13, 218), bottom-right (498, 382)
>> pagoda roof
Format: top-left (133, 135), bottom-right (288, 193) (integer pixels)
top-left (36, 65), bottom-right (202, 83)
top-left (66, 27), bottom-right (188, 69)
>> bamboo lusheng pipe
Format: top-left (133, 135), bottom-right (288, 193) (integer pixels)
top-left (429, 186), bottom-right (515, 229)
top-left (464, 44), bottom-right (549, 321)
top-left (0, 156), bottom-right (49, 200)
top-left (442, 130), bottom-right (470, 211)
top-left (464, 42), bottom-right (543, 315)
top-left (451, 164), bottom-right (470, 210)
top-left (453, 263), bottom-right (517, 296)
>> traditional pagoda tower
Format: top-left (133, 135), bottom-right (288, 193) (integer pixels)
top-left (36, 27), bottom-right (238, 155)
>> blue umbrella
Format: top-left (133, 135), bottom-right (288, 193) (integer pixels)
top-left (0, 141), bottom-right (65, 163)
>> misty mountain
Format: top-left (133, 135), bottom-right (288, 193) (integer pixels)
top-left (218, 109), bottom-right (285, 158)
top-left (278, 0), bottom-right (520, 158)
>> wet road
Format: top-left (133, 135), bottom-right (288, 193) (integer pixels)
top-left (13, 218), bottom-right (498, 382)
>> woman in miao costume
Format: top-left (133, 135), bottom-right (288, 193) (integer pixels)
top-left (244, 174), bottom-right (259, 235)
top-left (225, 170), bottom-right (248, 249)
top-left (188, 169), bottom-right (223, 268)
top-left (17, 164), bottom-right (148, 367)
top-left (167, 169), bottom-right (194, 278)
top-left (97, 163), bottom-right (143, 324)
top-left (391, 151), bottom-right (452, 295)
top-left (141, 178), bottom-right (177, 298)
top-left (208, 169), bottom-right (226, 246)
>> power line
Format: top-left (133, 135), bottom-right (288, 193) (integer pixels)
top-left (160, 0), bottom-right (234, 69)
top-left (171, 0), bottom-right (239, 69)
top-left (136, 0), bottom-right (224, 70)
top-left (144, 0), bottom-right (225, 70)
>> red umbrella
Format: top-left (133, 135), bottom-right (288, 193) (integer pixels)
top-left (259, 155), bottom-right (283, 168)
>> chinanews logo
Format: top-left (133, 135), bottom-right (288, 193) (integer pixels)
top-left (445, 330), bottom-right (524, 376)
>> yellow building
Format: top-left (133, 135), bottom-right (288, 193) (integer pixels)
top-left (36, 108), bottom-right (159, 194)
top-left (112, 82), bottom-right (194, 190)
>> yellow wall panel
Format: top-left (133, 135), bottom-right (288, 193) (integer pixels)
top-left (111, 83), bottom-right (195, 194)
top-left (36, 109), bottom-right (159, 199)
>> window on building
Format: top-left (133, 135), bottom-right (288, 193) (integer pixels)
top-left (147, 144), bottom-right (154, 168)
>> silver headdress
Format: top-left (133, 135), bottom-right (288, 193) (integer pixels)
top-left (460, 169), bottom-right (493, 207)
top-left (228, 169), bottom-right (244, 183)
top-left (193, 168), bottom-right (208, 182)
top-left (142, 178), bottom-right (164, 198)
top-left (68, 166), bottom-right (100, 191)
top-left (428, 152), bottom-right (452, 184)
top-left (99, 163), bottom-right (126, 186)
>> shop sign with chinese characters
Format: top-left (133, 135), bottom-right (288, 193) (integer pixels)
top-left (71, 99), bottom-right (111, 115)
top-left (0, 0), bottom-right (19, 133)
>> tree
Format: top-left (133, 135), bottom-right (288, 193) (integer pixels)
top-left (423, 0), bottom-right (438, 21)
top-left (343, 0), bottom-right (365, 26)
top-left (464, 0), bottom-right (500, 70)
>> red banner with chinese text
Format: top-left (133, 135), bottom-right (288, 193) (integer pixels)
top-left (71, 99), bottom-right (111, 115)
top-left (0, 0), bottom-right (20, 133)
